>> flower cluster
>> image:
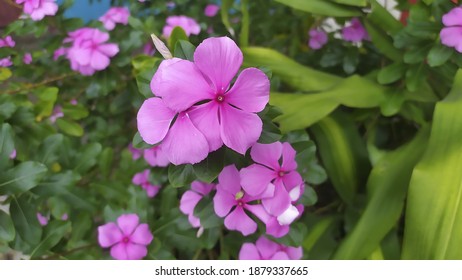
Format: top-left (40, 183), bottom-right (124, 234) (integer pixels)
top-left (99, 7), bottom-right (130, 31)
top-left (137, 36), bottom-right (270, 165)
top-left (440, 6), bottom-right (462, 53)
top-left (341, 18), bottom-right (368, 43)
top-left (132, 169), bottom-right (161, 198)
top-left (239, 236), bottom-right (302, 260)
top-left (0, 36), bottom-right (15, 48)
top-left (16, 0), bottom-right (58, 21)
top-left (162, 15), bottom-right (201, 38)
top-left (64, 28), bottom-right (119, 76)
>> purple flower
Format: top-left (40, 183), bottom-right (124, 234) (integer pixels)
top-left (180, 181), bottom-right (215, 228)
top-left (61, 213), bottom-right (68, 221)
top-left (132, 169), bottom-right (161, 198)
top-left (213, 165), bottom-right (273, 236)
top-left (0, 57), bottom-right (13, 67)
top-left (16, 0), bottom-right (58, 21)
top-left (142, 42), bottom-right (155, 56)
top-left (70, 99), bottom-right (78, 105)
top-left (163, 15), bottom-right (201, 38)
top-left (53, 47), bottom-right (67, 61)
top-left (137, 37), bottom-right (269, 165)
top-left (440, 7), bottom-right (462, 53)
top-left (204, 4), bottom-right (220, 17)
top-left (99, 7), bottom-right (130, 31)
top-left (98, 214), bottom-right (153, 260)
top-left (239, 236), bottom-right (302, 260)
top-left (143, 145), bottom-right (169, 167)
top-left (308, 29), bottom-right (328, 50)
top-left (9, 149), bottom-right (16, 159)
top-left (128, 144), bottom-right (143, 160)
top-left (342, 18), bottom-right (368, 43)
top-left (65, 28), bottom-right (119, 76)
top-left (36, 213), bottom-right (48, 226)
top-left (0, 36), bottom-right (15, 48)
top-left (23, 53), bottom-right (32, 64)
top-left (49, 106), bottom-right (63, 123)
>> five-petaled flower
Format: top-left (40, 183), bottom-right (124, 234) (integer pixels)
top-left (16, 0), bottom-right (58, 21)
top-left (99, 7), bottom-right (130, 31)
top-left (132, 169), bottom-right (161, 198)
top-left (163, 15), bottom-right (201, 38)
top-left (239, 236), bottom-right (302, 260)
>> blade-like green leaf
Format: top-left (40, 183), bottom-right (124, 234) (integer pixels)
top-left (10, 196), bottom-right (42, 246)
top-left (274, 0), bottom-right (361, 17)
top-left (402, 70), bottom-right (462, 259)
top-left (0, 123), bottom-right (14, 169)
top-left (0, 161), bottom-right (47, 195)
top-left (29, 221), bottom-right (71, 258)
top-left (0, 210), bottom-right (15, 242)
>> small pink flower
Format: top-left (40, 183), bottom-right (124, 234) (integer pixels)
top-left (132, 169), bottom-right (161, 198)
top-left (162, 15), bottom-right (201, 38)
top-left (142, 42), bottom-right (155, 56)
top-left (16, 0), bottom-right (58, 21)
top-left (49, 106), bottom-right (63, 123)
top-left (180, 181), bottom-right (215, 228)
top-left (9, 149), bottom-right (16, 159)
top-left (239, 236), bottom-right (302, 260)
top-left (0, 36), bottom-right (15, 48)
top-left (37, 213), bottom-right (48, 226)
top-left (61, 213), bottom-right (68, 221)
top-left (128, 144), bottom-right (143, 160)
top-left (204, 4), bottom-right (220, 17)
top-left (98, 214), bottom-right (153, 260)
top-left (0, 57), bottom-right (13, 67)
top-left (308, 29), bottom-right (328, 50)
top-left (440, 7), bottom-right (462, 53)
top-left (342, 18), bottom-right (368, 43)
top-left (23, 53), bottom-right (32, 64)
top-left (70, 99), bottom-right (78, 105)
top-left (53, 47), bottom-right (67, 61)
top-left (65, 28), bottom-right (119, 76)
top-left (99, 7), bottom-right (130, 31)
top-left (143, 145), bottom-right (169, 167)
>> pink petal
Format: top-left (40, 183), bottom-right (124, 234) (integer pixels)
top-left (98, 43), bottom-right (119, 57)
top-left (250, 142), bottom-right (282, 170)
top-left (144, 184), bottom-right (160, 197)
top-left (217, 165), bottom-right (242, 195)
top-left (266, 217), bottom-right (289, 238)
top-left (442, 7), bottom-right (462, 27)
top-left (90, 51), bottom-right (110, 70)
top-left (224, 206), bottom-right (257, 236)
top-left (213, 190), bottom-right (236, 217)
top-left (255, 236), bottom-right (280, 259)
top-left (240, 164), bottom-right (276, 196)
top-left (244, 204), bottom-right (271, 224)
top-left (130, 224), bottom-right (153, 245)
top-left (110, 243), bottom-right (128, 260)
top-left (180, 190), bottom-right (202, 216)
top-left (143, 146), bottom-right (170, 167)
top-left (281, 142), bottom-right (297, 171)
top-left (285, 246), bottom-right (303, 260)
top-left (194, 37), bottom-right (243, 93)
top-left (188, 214), bottom-right (201, 228)
top-left (440, 27), bottom-right (462, 53)
top-left (137, 98), bottom-right (175, 145)
top-left (161, 112), bottom-right (209, 165)
top-left (191, 181), bottom-right (215, 196)
top-left (116, 214), bottom-right (140, 236)
top-left (150, 58), bottom-right (182, 98)
top-left (98, 222), bottom-right (123, 247)
top-left (219, 104), bottom-right (263, 154)
top-left (132, 169), bottom-right (149, 185)
top-left (270, 251), bottom-right (290, 260)
top-left (262, 183), bottom-right (292, 216)
top-left (282, 171), bottom-right (303, 190)
top-left (226, 68), bottom-right (270, 113)
top-left (69, 47), bottom-right (91, 66)
top-left (188, 102), bottom-right (223, 152)
top-left (153, 59), bottom-right (213, 112)
top-left (239, 243), bottom-right (262, 260)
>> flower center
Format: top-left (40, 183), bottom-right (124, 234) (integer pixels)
top-left (122, 236), bottom-right (130, 244)
top-left (235, 191), bottom-right (244, 200)
top-left (278, 171), bottom-right (285, 177)
top-left (216, 94), bottom-right (225, 102)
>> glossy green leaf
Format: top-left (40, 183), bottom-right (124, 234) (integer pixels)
top-left (274, 0), bottom-right (361, 17)
top-left (62, 103), bottom-right (89, 120)
top-left (0, 161), bottom-right (47, 195)
top-left (36, 134), bottom-right (64, 166)
top-left (364, 20), bottom-right (402, 62)
top-left (168, 26), bottom-right (188, 50)
top-left (427, 44), bottom-right (453, 67)
top-left (56, 118), bottom-right (84, 137)
top-left (174, 40), bottom-right (196, 61)
top-left (10, 196), bottom-right (42, 246)
top-left (330, 0), bottom-right (366, 6)
top-left (0, 210), bottom-right (15, 242)
top-left (193, 149), bottom-right (225, 183)
top-left (0, 123), bottom-right (15, 169)
top-left (30, 221), bottom-right (71, 258)
top-left (367, 0), bottom-right (403, 36)
top-left (402, 70), bottom-right (462, 259)
top-left (168, 164), bottom-right (195, 188)
top-left (35, 87), bottom-right (58, 118)
top-left (378, 62), bottom-right (407, 85)
top-left (74, 143), bottom-right (102, 174)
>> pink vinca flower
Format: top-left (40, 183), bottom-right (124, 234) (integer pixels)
top-left (36, 213), bottom-right (48, 226)
top-left (342, 18), bottom-right (368, 43)
top-left (98, 214), bottom-right (153, 260)
top-left (142, 42), bottom-right (155, 56)
top-left (16, 0), bottom-right (58, 21)
top-left (180, 181), bottom-right (215, 228)
top-left (65, 28), bottom-right (119, 76)
top-left (0, 57), bottom-right (13, 67)
top-left (49, 106), bottom-right (63, 123)
top-left (0, 36), bottom-right (15, 48)
top-left (23, 53), bottom-right (32, 64)
top-left (99, 7), bottom-right (130, 31)
top-left (132, 169), bottom-right (161, 198)
top-left (143, 145), bottom-right (169, 167)
top-left (308, 29), bottom-right (328, 50)
top-left (213, 165), bottom-right (274, 236)
top-left (205, 4), bottom-right (220, 17)
top-left (440, 7), bottom-right (462, 53)
top-left (239, 236), bottom-right (303, 260)
top-left (137, 37), bottom-right (269, 165)
top-left (240, 142), bottom-right (304, 221)
top-left (128, 144), bottom-right (143, 160)
top-left (53, 47), bottom-right (67, 61)
top-left (163, 15), bottom-right (201, 38)
top-left (10, 149), bottom-right (17, 159)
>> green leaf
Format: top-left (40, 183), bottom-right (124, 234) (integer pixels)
top-left (330, 0), bottom-right (366, 6)
top-left (0, 123), bottom-right (14, 169)
top-left (168, 26), bottom-right (188, 50)
top-left (35, 87), bottom-right (58, 118)
top-left (240, 0), bottom-right (250, 47)
top-left (402, 70), bottom-right (462, 259)
top-left (62, 103), bottom-right (89, 120)
top-left (56, 118), bottom-right (83, 137)
top-left (174, 40), bottom-right (196, 61)
top-left (377, 62), bottom-right (407, 85)
top-left (132, 132), bottom-right (152, 149)
top-left (292, 140), bottom-right (327, 185)
top-left (128, 16), bottom-right (144, 30)
top-left (333, 127), bottom-right (429, 259)
top-left (98, 147), bottom-right (114, 178)
top-left (0, 162), bottom-right (47, 195)
top-left (194, 198), bottom-right (223, 229)
top-left (427, 44), bottom-right (453, 67)
top-left (364, 20), bottom-right (403, 62)
top-left (274, 0), bottom-right (361, 17)
top-left (0, 67), bottom-right (12, 81)
top-left (367, 0), bottom-right (403, 36)
top-left (221, 0), bottom-right (235, 36)
top-left (30, 221), bottom-right (71, 258)
top-left (4, 20), bottom-right (24, 35)
top-left (343, 48), bottom-right (359, 74)
top-left (74, 143), bottom-right (102, 174)
top-left (405, 63), bottom-right (426, 92)
top-left (168, 164), bottom-right (195, 188)
top-left (10, 196), bottom-right (42, 246)
top-left (136, 67), bottom-right (156, 98)
top-left (0, 210), bottom-right (15, 242)
top-left (36, 134), bottom-right (64, 166)
top-left (193, 149), bottom-right (225, 183)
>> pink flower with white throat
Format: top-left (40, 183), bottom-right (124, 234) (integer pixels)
top-left (163, 15), bottom-right (201, 38)
top-left (98, 214), bottom-right (153, 260)
top-left (16, 0), bottom-right (58, 21)
top-left (99, 7), bottom-right (130, 31)
top-left (440, 7), bottom-right (462, 53)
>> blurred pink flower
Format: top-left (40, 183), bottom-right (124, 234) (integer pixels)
top-left (37, 213), bottom-right (48, 226)
top-left (342, 18), bottom-right (368, 43)
top-left (23, 53), bottom-right (32, 64)
top-left (0, 36), bottom-right (15, 48)
top-left (180, 181), bottom-right (215, 228)
top-left (98, 214), bottom-right (153, 260)
top-left (239, 236), bottom-right (302, 260)
top-left (53, 47), bottom-right (67, 61)
top-left (9, 149), bottom-right (16, 159)
top-left (143, 145), bottom-right (169, 167)
top-left (0, 57), bottom-right (13, 67)
top-left (308, 29), bottom-right (328, 50)
top-left (142, 42), bottom-right (155, 56)
top-left (65, 28), bottom-right (119, 76)
top-left (440, 7), bottom-right (462, 53)
top-left (99, 7), bottom-right (130, 31)
top-left (61, 213), bottom-right (68, 221)
top-left (49, 106), bottom-right (63, 123)
top-left (132, 169), bottom-right (161, 198)
top-left (16, 0), bottom-right (58, 21)
top-left (70, 99), bottom-right (78, 105)
top-left (162, 15), bottom-right (201, 38)
top-left (128, 144), bottom-right (143, 160)
top-left (204, 4), bottom-right (220, 17)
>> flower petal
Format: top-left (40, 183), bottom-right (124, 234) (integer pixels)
top-left (440, 27), bottom-right (462, 53)
top-left (277, 205), bottom-right (299, 225)
top-left (110, 243), bottom-right (128, 260)
top-left (150, 58), bottom-right (182, 97)
top-left (219, 104), bottom-right (263, 154)
top-left (244, 204), bottom-right (271, 224)
top-left (117, 214), bottom-right (140, 236)
top-left (262, 183), bottom-right (292, 216)
top-left (180, 190), bottom-right (202, 215)
top-left (188, 102), bottom-right (223, 152)
top-left (191, 181), bottom-right (215, 196)
top-left (282, 171), bottom-right (303, 190)
top-left (137, 98), bottom-right (175, 145)
top-left (224, 207), bottom-right (257, 236)
top-left (270, 252), bottom-right (290, 260)
top-left (217, 165), bottom-right (242, 195)
top-left (285, 247), bottom-right (303, 260)
top-left (281, 142), bottom-right (297, 171)
top-left (239, 243), bottom-right (262, 260)
top-left (266, 217), bottom-right (289, 238)
top-left (250, 142), bottom-right (283, 170)
top-left (143, 146), bottom-right (170, 167)
top-left (226, 68), bottom-right (270, 113)
top-left (442, 7), bottom-right (462, 27)
top-left (132, 170), bottom-right (149, 185)
top-left (255, 236), bottom-right (280, 259)
top-left (188, 214), bottom-right (201, 228)
top-left (130, 224), bottom-right (153, 245)
top-left (161, 113), bottom-right (209, 165)
top-left (194, 37), bottom-right (243, 92)
top-left (240, 164), bottom-right (276, 196)
top-left (98, 222), bottom-right (122, 247)
top-left (98, 43), bottom-right (119, 57)
top-left (125, 243), bottom-right (148, 260)
top-left (213, 191), bottom-right (235, 217)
